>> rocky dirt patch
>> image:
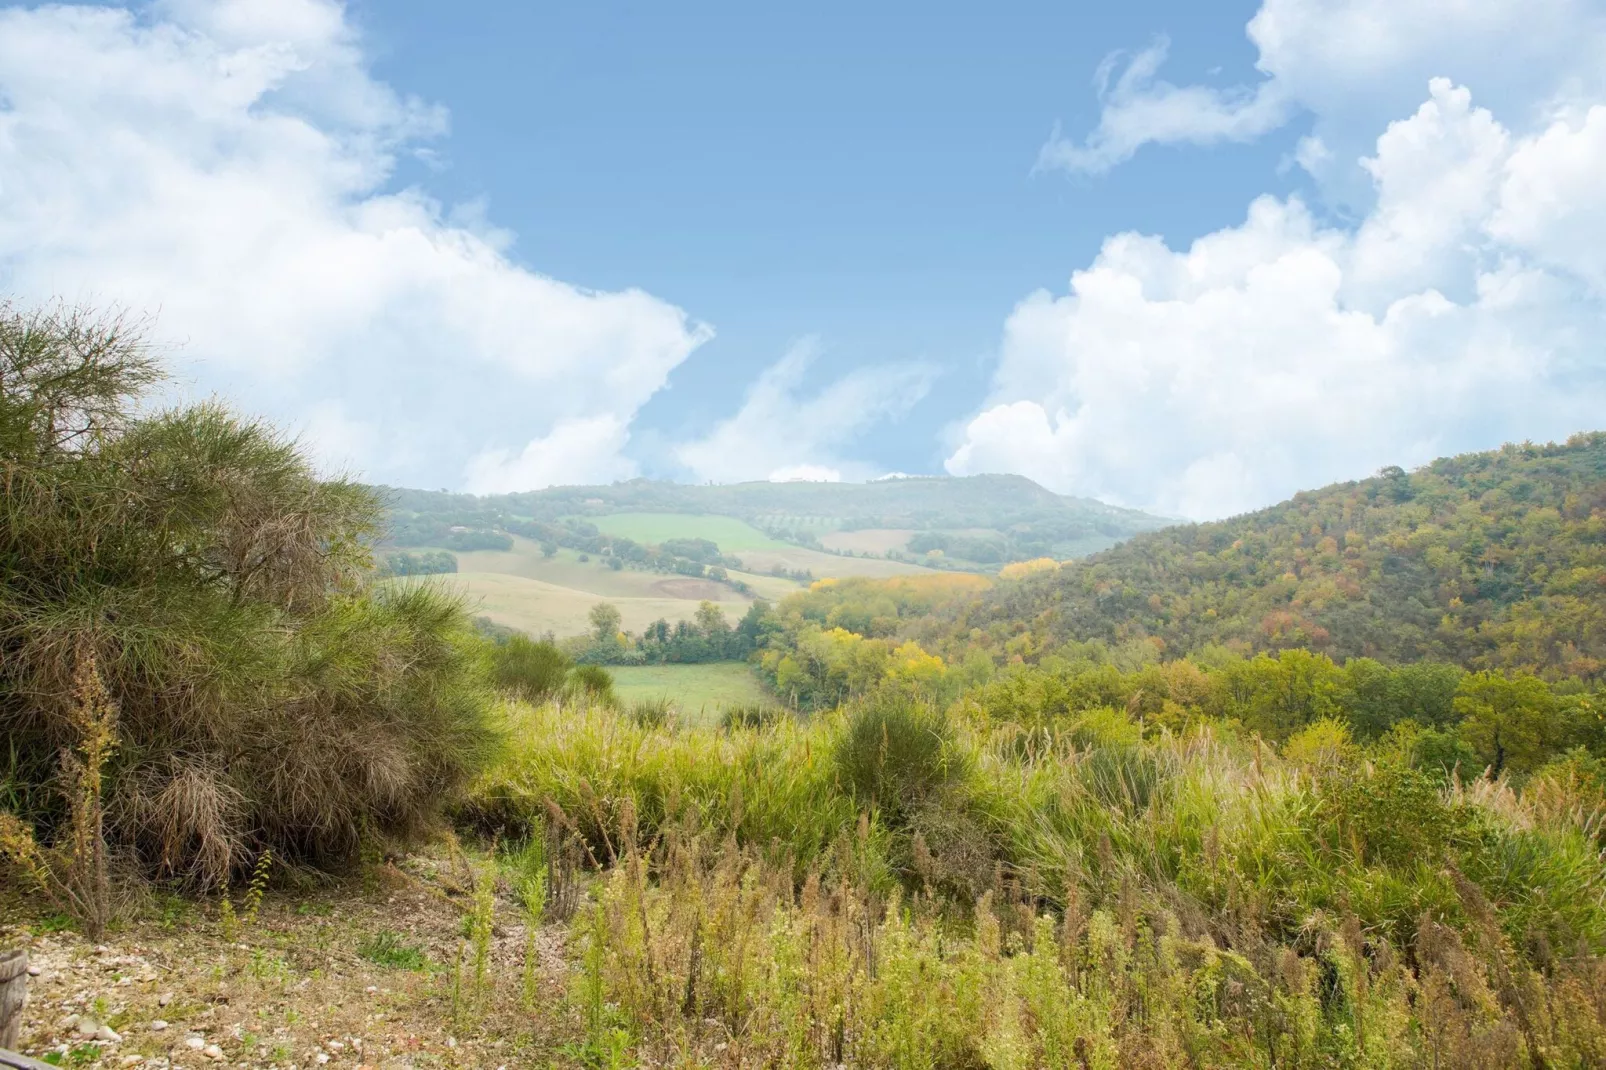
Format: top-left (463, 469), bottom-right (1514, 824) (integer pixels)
top-left (1, 855), bottom-right (578, 1069)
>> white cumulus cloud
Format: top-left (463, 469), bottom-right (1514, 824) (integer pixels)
top-left (953, 76), bottom-right (1606, 519)
top-left (675, 338), bottom-right (934, 485)
top-left (1041, 0), bottom-right (1606, 181)
top-left (1038, 36), bottom-right (1292, 175)
top-left (0, 0), bottom-right (711, 490)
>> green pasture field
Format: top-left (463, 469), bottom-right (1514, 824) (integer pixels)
top-left (608, 662), bottom-right (776, 723)
top-left (585, 512), bottom-right (788, 551)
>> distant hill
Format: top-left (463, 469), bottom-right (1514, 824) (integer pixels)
top-left (912, 434), bottom-right (1606, 679)
top-left (379, 474), bottom-right (1169, 568)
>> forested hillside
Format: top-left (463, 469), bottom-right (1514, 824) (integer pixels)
top-left (380, 473), bottom-right (1168, 565)
top-left (914, 434), bottom-right (1606, 678)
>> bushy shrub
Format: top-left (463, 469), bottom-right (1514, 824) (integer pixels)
top-left (569, 664), bottom-right (616, 706)
top-left (488, 633), bottom-right (572, 702)
top-left (0, 303), bottom-right (494, 887)
top-left (834, 693), bottom-right (967, 824)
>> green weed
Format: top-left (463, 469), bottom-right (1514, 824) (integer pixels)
top-left (357, 931), bottom-right (429, 971)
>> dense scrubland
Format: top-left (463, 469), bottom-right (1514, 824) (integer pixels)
top-left (8, 303), bottom-right (1606, 1067)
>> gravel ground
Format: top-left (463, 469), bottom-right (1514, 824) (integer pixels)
top-left (1, 853), bottom-right (578, 1069)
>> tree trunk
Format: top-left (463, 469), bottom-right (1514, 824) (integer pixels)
top-left (0, 948), bottom-right (26, 1050)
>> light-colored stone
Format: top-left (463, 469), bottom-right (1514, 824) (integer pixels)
top-left (96, 1024), bottom-right (124, 1043)
top-left (202, 1043), bottom-right (224, 1061)
top-left (74, 1017), bottom-right (103, 1038)
top-left (149, 1019), bottom-right (169, 1031)
top-left (185, 1035), bottom-right (206, 1050)
top-left (157, 991), bottom-right (174, 1006)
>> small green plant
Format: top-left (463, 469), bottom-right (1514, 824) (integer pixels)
top-left (0, 650), bottom-right (119, 939)
top-left (565, 902), bottom-right (636, 1068)
top-left (248, 949), bottom-right (290, 984)
top-left (357, 931), bottom-right (428, 971)
top-left (218, 848), bottom-right (272, 940)
top-left (218, 887), bottom-right (238, 940)
top-left (500, 836), bottom-right (549, 920)
top-left (241, 849), bottom-right (272, 925)
top-left (447, 860), bottom-right (499, 1031)
top-left (501, 835), bottom-right (549, 1009)
top-left (467, 863), bottom-right (495, 992)
top-left (41, 1043), bottom-right (102, 1067)
top-left (152, 891), bottom-right (191, 930)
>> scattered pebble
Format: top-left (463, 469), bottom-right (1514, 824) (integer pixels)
top-left (185, 1035), bottom-right (206, 1050)
top-left (157, 991), bottom-right (174, 1006)
top-left (120, 1056), bottom-right (144, 1067)
top-left (27, 964), bottom-right (42, 977)
top-left (202, 1043), bottom-right (224, 1061)
top-left (96, 1024), bottom-right (124, 1043)
top-left (314, 1054), bottom-right (330, 1065)
top-left (149, 1019), bottom-right (169, 1032)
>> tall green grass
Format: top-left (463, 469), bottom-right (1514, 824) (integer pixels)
top-left (472, 690), bottom-right (1606, 1063)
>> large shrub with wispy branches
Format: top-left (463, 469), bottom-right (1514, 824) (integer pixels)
top-left (0, 302), bottom-right (494, 886)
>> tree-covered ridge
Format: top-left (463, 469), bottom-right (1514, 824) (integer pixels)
top-left (916, 434), bottom-right (1606, 678)
top-left (378, 472), bottom-right (1169, 564)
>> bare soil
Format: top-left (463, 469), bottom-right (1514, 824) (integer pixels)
top-left (647, 577), bottom-right (729, 600)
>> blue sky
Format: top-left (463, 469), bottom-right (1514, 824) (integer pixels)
top-left (1, 0), bottom-right (1604, 517)
top-left (353, 0), bottom-right (1286, 475)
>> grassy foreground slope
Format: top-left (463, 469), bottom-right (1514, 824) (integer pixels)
top-left (918, 434), bottom-right (1606, 678)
